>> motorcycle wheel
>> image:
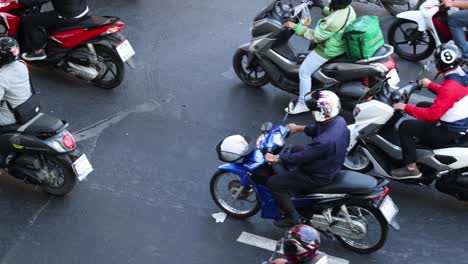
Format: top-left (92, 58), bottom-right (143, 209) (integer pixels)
top-left (343, 147), bottom-right (372, 173)
top-left (388, 19), bottom-right (436, 61)
top-left (334, 203), bottom-right (389, 254)
top-left (233, 48), bottom-right (269, 88)
top-left (41, 155), bottom-right (76, 196)
top-left (92, 45), bottom-right (125, 89)
top-left (210, 170), bottom-right (261, 219)
top-left (381, 0), bottom-right (422, 16)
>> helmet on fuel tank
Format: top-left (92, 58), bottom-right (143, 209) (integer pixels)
top-left (0, 37), bottom-right (19, 67)
top-left (305, 90), bottom-right (341, 122)
top-left (329, 0), bottom-right (352, 10)
top-left (283, 224), bottom-right (321, 264)
top-left (434, 41), bottom-right (462, 72)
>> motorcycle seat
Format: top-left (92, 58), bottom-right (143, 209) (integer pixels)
top-left (23, 114), bottom-right (65, 134)
top-left (297, 170), bottom-right (378, 196)
top-left (0, 124), bottom-right (21, 133)
top-left (51, 16), bottom-right (118, 32)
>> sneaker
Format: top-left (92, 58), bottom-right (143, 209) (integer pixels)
top-left (284, 102), bottom-right (309, 115)
top-left (22, 51), bottom-right (47, 61)
top-left (273, 216), bottom-right (301, 228)
top-left (391, 166), bottom-right (422, 179)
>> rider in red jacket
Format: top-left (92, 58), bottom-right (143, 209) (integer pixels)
top-left (392, 41), bottom-right (468, 179)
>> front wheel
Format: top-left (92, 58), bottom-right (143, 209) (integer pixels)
top-left (388, 19), bottom-right (436, 61)
top-left (41, 155), bottom-right (76, 196)
top-left (92, 45), bottom-right (125, 89)
top-left (210, 170), bottom-right (261, 219)
top-left (381, 0), bottom-right (422, 16)
top-left (232, 48), bottom-right (269, 88)
top-left (334, 203), bottom-right (389, 254)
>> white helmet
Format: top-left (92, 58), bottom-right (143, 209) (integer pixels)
top-left (216, 135), bottom-right (251, 162)
top-left (306, 91), bottom-right (341, 122)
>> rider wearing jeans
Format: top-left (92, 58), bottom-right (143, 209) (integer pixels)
top-left (392, 42), bottom-right (468, 179)
top-left (265, 91), bottom-right (350, 228)
top-left (442, 0), bottom-right (468, 59)
top-left (282, 0), bottom-right (356, 115)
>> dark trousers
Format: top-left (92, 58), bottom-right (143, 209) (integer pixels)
top-left (21, 11), bottom-right (82, 52)
top-left (399, 119), bottom-right (462, 164)
top-left (267, 167), bottom-right (325, 217)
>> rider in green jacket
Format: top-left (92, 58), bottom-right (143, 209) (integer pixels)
top-left (284, 0), bottom-right (356, 114)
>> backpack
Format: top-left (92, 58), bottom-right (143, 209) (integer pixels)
top-left (344, 16), bottom-right (385, 60)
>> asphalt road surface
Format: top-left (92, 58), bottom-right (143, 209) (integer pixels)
top-left (0, 0), bottom-right (467, 264)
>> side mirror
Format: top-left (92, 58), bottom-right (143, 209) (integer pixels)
top-left (261, 122), bottom-right (273, 133)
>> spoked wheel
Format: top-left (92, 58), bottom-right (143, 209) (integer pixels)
top-left (334, 203), bottom-right (388, 254)
top-left (343, 147), bottom-right (372, 173)
top-left (42, 155), bottom-right (76, 196)
top-left (388, 19), bottom-right (436, 61)
top-left (210, 170), bottom-right (261, 219)
top-left (232, 48), bottom-right (269, 87)
top-left (381, 0), bottom-right (422, 16)
top-left (92, 45), bottom-right (125, 89)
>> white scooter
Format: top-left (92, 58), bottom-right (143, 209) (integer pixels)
top-left (388, 0), bottom-right (462, 61)
top-left (343, 75), bottom-right (468, 201)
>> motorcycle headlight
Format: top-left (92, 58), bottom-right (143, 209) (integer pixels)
top-left (271, 132), bottom-right (285, 147)
top-left (256, 134), bottom-right (265, 148)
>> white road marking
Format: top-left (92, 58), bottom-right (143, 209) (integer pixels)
top-left (237, 232), bottom-right (349, 264)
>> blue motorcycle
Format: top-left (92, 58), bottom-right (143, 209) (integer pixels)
top-left (210, 122), bottom-right (400, 254)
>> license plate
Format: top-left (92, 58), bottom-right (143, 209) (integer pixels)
top-left (379, 195), bottom-right (399, 223)
top-left (386, 69), bottom-right (400, 89)
top-left (116, 40), bottom-right (135, 62)
top-left (72, 154), bottom-right (93, 181)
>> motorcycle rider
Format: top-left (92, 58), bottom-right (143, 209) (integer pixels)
top-left (442, 0), bottom-right (468, 60)
top-left (16, 0), bottom-right (89, 61)
top-left (282, 0), bottom-right (356, 114)
top-left (392, 41), bottom-right (468, 179)
top-left (271, 224), bottom-right (326, 264)
top-left (0, 37), bottom-right (33, 126)
top-left (265, 91), bottom-right (350, 228)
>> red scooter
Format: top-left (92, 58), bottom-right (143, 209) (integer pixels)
top-left (0, 0), bottom-right (135, 89)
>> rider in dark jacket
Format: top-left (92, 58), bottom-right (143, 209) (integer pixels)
top-left (265, 91), bottom-right (350, 228)
top-left (19, 0), bottom-right (89, 61)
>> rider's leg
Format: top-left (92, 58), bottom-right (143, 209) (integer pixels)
top-left (21, 11), bottom-right (62, 61)
top-left (287, 50), bottom-right (328, 115)
top-left (448, 10), bottom-right (468, 59)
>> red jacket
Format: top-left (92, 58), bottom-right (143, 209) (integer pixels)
top-left (405, 79), bottom-right (468, 123)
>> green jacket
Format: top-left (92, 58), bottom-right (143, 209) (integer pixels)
top-left (294, 6), bottom-right (356, 59)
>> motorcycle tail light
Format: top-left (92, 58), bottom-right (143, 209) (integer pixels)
top-left (62, 132), bottom-right (75, 150)
top-left (374, 186), bottom-right (390, 201)
top-left (102, 22), bottom-right (124, 35)
top-left (382, 56), bottom-right (396, 71)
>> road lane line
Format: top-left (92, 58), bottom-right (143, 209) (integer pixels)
top-left (237, 232), bottom-right (349, 264)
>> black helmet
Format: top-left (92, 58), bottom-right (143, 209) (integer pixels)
top-left (283, 224), bottom-right (321, 264)
top-left (434, 41), bottom-right (462, 72)
top-left (329, 0), bottom-right (352, 10)
top-left (0, 37), bottom-right (19, 67)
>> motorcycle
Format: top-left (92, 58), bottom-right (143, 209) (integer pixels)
top-left (388, 0), bottom-right (464, 61)
top-left (343, 71), bottom-right (468, 200)
top-left (261, 237), bottom-right (329, 264)
top-left (210, 111), bottom-right (400, 254)
top-left (0, 113), bottom-right (92, 196)
top-left (0, 0), bottom-right (135, 89)
top-left (233, 0), bottom-right (401, 110)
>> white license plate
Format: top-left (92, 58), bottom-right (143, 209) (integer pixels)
top-left (116, 40), bottom-right (135, 62)
top-left (386, 69), bottom-right (400, 89)
top-left (379, 195), bottom-right (399, 223)
top-left (72, 154), bottom-right (93, 181)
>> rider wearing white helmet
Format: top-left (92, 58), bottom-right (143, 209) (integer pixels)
top-left (265, 91), bottom-right (350, 228)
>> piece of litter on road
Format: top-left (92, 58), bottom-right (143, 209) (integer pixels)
top-left (237, 232), bottom-right (349, 264)
top-left (212, 212), bottom-right (227, 223)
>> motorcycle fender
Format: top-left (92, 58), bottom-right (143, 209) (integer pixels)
top-left (218, 163), bottom-right (252, 186)
top-left (89, 34), bottom-right (136, 69)
top-left (396, 13), bottom-right (428, 31)
top-left (390, 217), bottom-right (401, 230)
top-left (238, 43), bottom-right (256, 67)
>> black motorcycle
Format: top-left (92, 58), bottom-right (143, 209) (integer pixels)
top-left (233, 0), bottom-right (401, 110)
top-left (0, 113), bottom-right (92, 196)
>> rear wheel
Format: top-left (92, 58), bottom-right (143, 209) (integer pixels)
top-left (92, 45), bottom-right (125, 89)
top-left (343, 147), bottom-right (372, 173)
top-left (210, 170), bottom-right (261, 219)
top-left (388, 19), bottom-right (436, 61)
top-left (334, 203), bottom-right (388, 254)
top-left (233, 48), bottom-right (269, 87)
top-left (41, 155), bottom-right (76, 196)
